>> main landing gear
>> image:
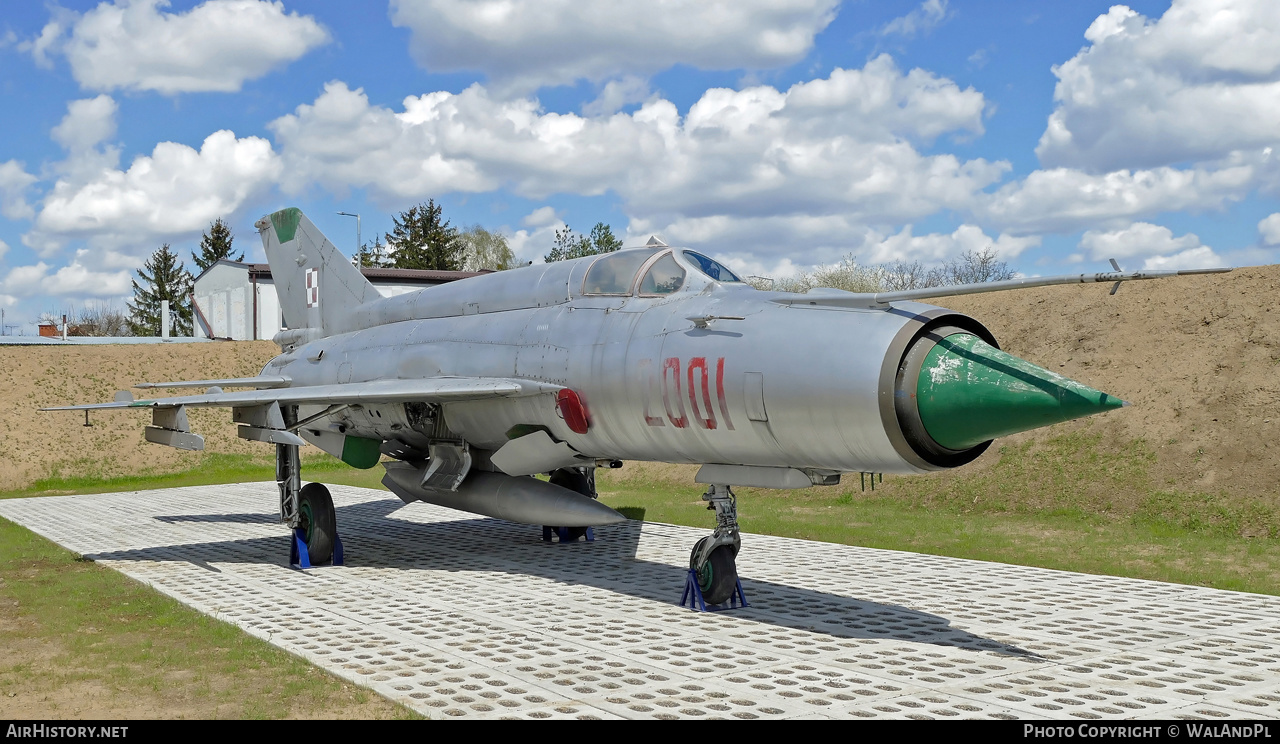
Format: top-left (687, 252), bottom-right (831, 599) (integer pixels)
top-left (277, 418), bottom-right (342, 567)
top-left (543, 467), bottom-right (596, 543)
top-left (686, 485), bottom-right (746, 607)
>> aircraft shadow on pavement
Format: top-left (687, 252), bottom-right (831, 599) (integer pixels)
top-left (94, 497), bottom-right (1037, 659)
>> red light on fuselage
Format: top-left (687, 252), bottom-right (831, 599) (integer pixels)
top-left (556, 389), bottom-right (591, 434)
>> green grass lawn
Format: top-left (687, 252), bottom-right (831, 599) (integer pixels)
top-left (4, 452), bottom-right (386, 500)
top-left (0, 512), bottom-right (420, 719)
top-left (0, 455), bottom-right (417, 719)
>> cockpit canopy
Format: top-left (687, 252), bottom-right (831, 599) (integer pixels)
top-left (582, 247), bottom-right (742, 297)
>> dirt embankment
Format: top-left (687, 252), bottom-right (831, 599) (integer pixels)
top-left (942, 264), bottom-right (1280, 500)
top-left (2, 265), bottom-right (1276, 499)
top-left (0, 342), bottom-right (279, 489)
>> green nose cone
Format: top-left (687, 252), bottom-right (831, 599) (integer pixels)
top-left (916, 333), bottom-right (1126, 450)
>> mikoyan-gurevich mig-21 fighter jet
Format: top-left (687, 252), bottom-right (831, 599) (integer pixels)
top-left (46, 208), bottom-right (1229, 604)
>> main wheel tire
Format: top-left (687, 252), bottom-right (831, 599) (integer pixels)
top-left (548, 468), bottom-right (591, 541)
top-left (297, 482), bottom-right (335, 565)
top-left (696, 545), bottom-right (738, 605)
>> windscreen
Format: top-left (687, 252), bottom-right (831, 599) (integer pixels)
top-left (683, 251), bottom-right (743, 283)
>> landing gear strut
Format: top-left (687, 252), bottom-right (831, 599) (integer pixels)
top-left (276, 439), bottom-right (302, 528)
top-left (688, 485), bottom-right (743, 605)
top-left (276, 405), bottom-right (342, 567)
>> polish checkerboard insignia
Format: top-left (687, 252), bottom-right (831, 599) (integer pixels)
top-left (305, 267), bottom-right (319, 308)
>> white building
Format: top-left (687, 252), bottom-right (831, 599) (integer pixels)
top-left (192, 261), bottom-right (487, 340)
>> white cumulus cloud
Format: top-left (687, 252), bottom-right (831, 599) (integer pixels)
top-left (617, 218), bottom-right (1036, 283)
top-left (623, 213), bottom-right (879, 265)
top-left (979, 163), bottom-right (1254, 235)
top-left (0, 161), bottom-right (38, 221)
top-left (33, 0), bottom-right (329, 94)
top-left (1141, 246), bottom-right (1223, 270)
top-left (389, 0), bottom-right (840, 92)
top-left (271, 56), bottom-right (998, 259)
top-left (51, 95), bottom-right (118, 152)
top-left (0, 264), bottom-right (50, 295)
top-left (581, 76), bottom-right (652, 117)
top-left (506, 221), bottom-right (567, 265)
top-left (520, 206), bottom-right (559, 228)
top-left (864, 224), bottom-right (1039, 265)
top-left (26, 129), bottom-right (281, 255)
top-left (1259, 213), bottom-right (1280, 244)
top-left (1078, 221), bottom-right (1223, 270)
top-left (1037, 0), bottom-right (1280, 172)
top-left (0, 261), bottom-right (132, 299)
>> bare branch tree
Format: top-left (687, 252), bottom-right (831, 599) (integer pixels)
top-left (943, 247), bottom-right (1016, 285)
top-left (34, 303), bottom-right (134, 337)
top-left (878, 260), bottom-right (947, 290)
top-left (750, 247), bottom-right (1016, 294)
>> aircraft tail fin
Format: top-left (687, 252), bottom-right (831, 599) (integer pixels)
top-left (255, 208), bottom-right (378, 338)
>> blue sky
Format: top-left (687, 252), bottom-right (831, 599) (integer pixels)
top-left (1, 0), bottom-right (1277, 326)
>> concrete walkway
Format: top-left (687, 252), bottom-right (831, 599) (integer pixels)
top-left (2, 484), bottom-right (1277, 720)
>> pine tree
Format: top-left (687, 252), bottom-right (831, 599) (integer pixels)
top-left (128, 244), bottom-right (193, 336)
top-left (544, 222), bottom-right (622, 262)
top-left (588, 222), bottom-right (623, 254)
top-left (192, 218), bottom-right (242, 272)
top-left (355, 236), bottom-right (387, 268)
top-left (385, 200), bottom-right (464, 270)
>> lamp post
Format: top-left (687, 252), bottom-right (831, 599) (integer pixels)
top-left (337, 211), bottom-right (361, 267)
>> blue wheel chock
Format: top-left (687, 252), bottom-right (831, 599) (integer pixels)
top-left (680, 568), bottom-right (749, 612)
top-left (541, 526), bottom-right (595, 543)
top-left (289, 529), bottom-right (344, 569)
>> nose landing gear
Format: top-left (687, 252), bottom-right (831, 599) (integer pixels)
top-left (684, 485), bottom-right (747, 609)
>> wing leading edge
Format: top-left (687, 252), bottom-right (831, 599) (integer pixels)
top-left (41, 377), bottom-right (562, 412)
top-left (134, 375), bottom-right (291, 390)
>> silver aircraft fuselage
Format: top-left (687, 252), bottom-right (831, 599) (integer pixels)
top-left (269, 247), bottom-right (987, 477)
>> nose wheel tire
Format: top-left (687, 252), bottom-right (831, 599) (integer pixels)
top-left (692, 543), bottom-right (738, 605)
top-left (297, 482), bottom-right (336, 565)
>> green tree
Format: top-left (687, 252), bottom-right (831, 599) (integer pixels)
top-left (544, 222), bottom-right (622, 262)
top-left (385, 200), bottom-right (464, 270)
top-left (128, 244), bottom-right (193, 336)
top-left (191, 218), bottom-right (242, 273)
top-left (355, 236), bottom-right (387, 269)
top-left (460, 225), bottom-right (517, 271)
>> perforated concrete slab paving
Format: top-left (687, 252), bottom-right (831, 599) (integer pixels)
top-left (2, 483), bottom-right (1279, 720)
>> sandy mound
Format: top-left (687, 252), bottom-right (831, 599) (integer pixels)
top-left (942, 264), bottom-right (1279, 499)
top-left (0, 342), bottom-right (279, 488)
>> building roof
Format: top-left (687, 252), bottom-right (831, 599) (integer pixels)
top-left (359, 266), bottom-right (491, 282)
top-left (194, 259), bottom-right (488, 285)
